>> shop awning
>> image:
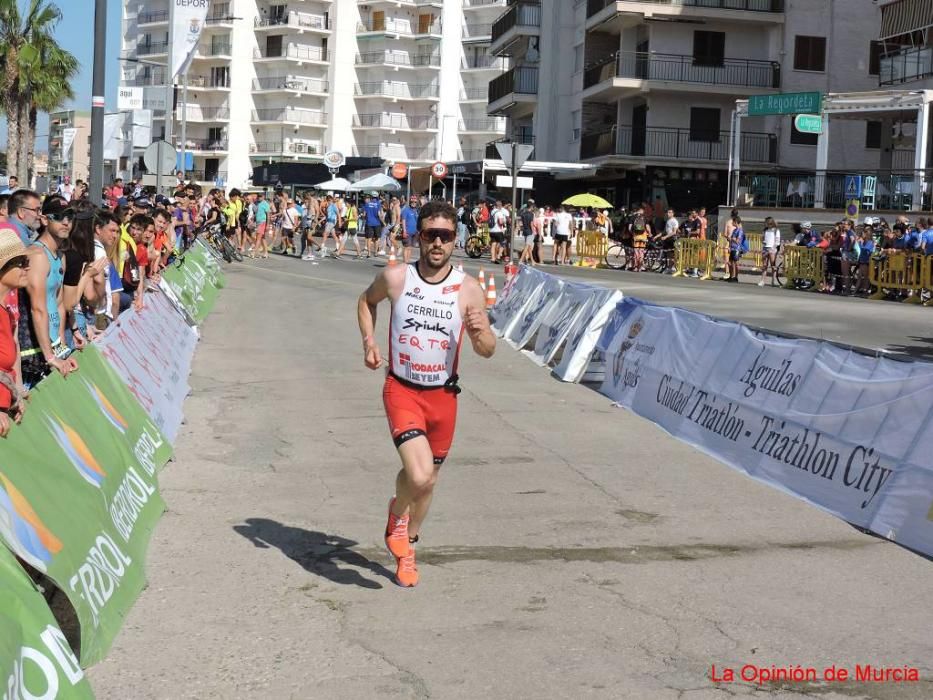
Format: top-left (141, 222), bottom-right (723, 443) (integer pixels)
top-left (879, 0), bottom-right (933, 41)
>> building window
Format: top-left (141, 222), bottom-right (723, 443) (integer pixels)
top-left (790, 117), bottom-right (818, 146)
top-left (865, 121), bottom-right (882, 149)
top-left (693, 31), bottom-right (725, 67)
top-left (573, 44), bottom-right (583, 73)
top-left (794, 36), bottom-right (826, 72)
top-left (868, 41), bottom-right (882, 76)
top-left (571, 109), bottom-right (581, 141)
top-left (689, 107), bottom-right (721, 142)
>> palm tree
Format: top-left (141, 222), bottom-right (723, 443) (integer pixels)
top-left (25, 38), bottom-right (77, 182)
top-left (0, 0), bottom-right (67, 181)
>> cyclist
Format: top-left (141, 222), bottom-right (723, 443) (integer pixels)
top-left (357, 201), bottom-right (496, 588)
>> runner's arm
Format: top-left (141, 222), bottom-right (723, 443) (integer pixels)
top-left (462, 278), bottom-right (496, 358)
top-left (358, 272), bottom-right (390, 369)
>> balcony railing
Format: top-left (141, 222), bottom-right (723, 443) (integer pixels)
top-left (351, 144), bottom-right (437, 161)
top-left (879, 46), bottom-right (933, 86)
top-left (462, 23), bottom-right (493, 39)
top-left (137, 10), bottom-right (168, 24)
top-left (586, 0), bottom-right (785, 18)
top-left (354, 82), bottom-right (439, 99)
top-left (188, 74), bottom-right (231, 88)
top-left (485, 134), bottom-right (534, 159)
top-left (256, 45), bottom-right (330, 62)
top-left (738, 170), bottom-right (933, 211)
top-left (356, 52), bottom-right (441, 67)
top-left (251, 142), bottom-right (323, 155)
top-left (253, 76), bottom-right (329, 92)
top-left (464, 0), bottom-right (507, 8)
top-left (462, 87), bottom-right (489, 100)
top-left (187, 170), bottom-right (228, 182)
top-left (180, 138), bottom-right (229, 152)
top-left (584, 51), bottom-right (780, 90)
top-left (206, 12), bottom-right (235, 25)
top-left (491, 2), bottom-right (541, 44)
top-left (138, 41), bottom-right (169, 56)
top-left (203, 41), bottom-right (232, 56)
top-left (358, 18), bottom-right (442, 35)
top-left (353, 113), bottom-right (438, 130)
top-left (463, 55), bottom-right (507, 70)
top-left (461, 118), bottom-right (506, 132)
top-left (253, 108), bottom-right (328, 125)
top-left (580, 126), bottom-right (776, 163)
top-left (178, 106), bottom-right (230, 121)
top-left (255, 12), bottom-right (329, 31)
top-left (488, 66), bottom-right (538, 103)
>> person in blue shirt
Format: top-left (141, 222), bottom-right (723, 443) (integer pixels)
top-left (252, 191), bottom-right (272, 259)
top-left (7, 189), bottom-right (41, 244)
top-left (856, 227), bottom-right (874, 295)
top-left (318, 194), bottom-right (340, 258)
top-left (725, 214), bottom-right (745, 283)
top-left (921, 218), bottom-right (933, 255)
top-left (399, 195), bottom-right (419, 265)
top-left (362, 195), bottom-right (384, 259)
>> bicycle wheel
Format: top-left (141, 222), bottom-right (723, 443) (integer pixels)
top-left (222, 235), bottom-right (242, 262)
top-left (646, 249), bottom-right (665, 273)
top-left (774, 259), bottom-right (785, 287)
top-left (605, 244), bottom-right (628, 270)
top-left (465, 236), bottom-right (485, 259)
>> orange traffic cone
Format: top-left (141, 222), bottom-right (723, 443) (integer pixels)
top-left (387, 248), bottom-right (397, 266)
top-left (478, 267), bottom-right (486, 290)
top-left (485, 274), bottom-right (497, 308)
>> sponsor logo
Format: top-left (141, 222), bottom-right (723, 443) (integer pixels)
top-left (46, 417), bottom-right (107, 488)
top-left (0, 474), bottom-right (62, 572)
top-left (405, 288), bottom-right (425, 301)
top-left (399, 352), bottom-right (411, 365)
top-left (739, 348), bottom-right (801, 398)
top-left (613, 318), bottom-right (646, 387)
top-left (403, 317), bottom-right (450, 337)
top-left (442, 284), bottom-right (461, 295)
top-left (188, 18), bottom-right (202, 35)
top-left (82, 380), bottom-right (128, 434)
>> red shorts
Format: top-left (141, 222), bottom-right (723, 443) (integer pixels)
top-left (383, 374), bottom-right (458, 464)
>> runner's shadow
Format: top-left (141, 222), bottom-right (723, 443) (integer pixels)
top-left (233, 518), bottom-right (393, 590)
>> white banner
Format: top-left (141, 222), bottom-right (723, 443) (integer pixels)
top-left (61, 128), bottom-right (77, 160)
top-left (103, 113), bottom-right (124, 161)
top-left (551, 287), bottom-right (622, 383)
top-left (598, 298), bottom-right (933, 559)
top-left (95, 290), bottom-right (198, 443)
top-left (522, 283), bottom-right (595, 367)
top-left (491, 266), bottom-right (547, 338)
top-left (505, 276), bottom-right (564, 350)
top-left (171, 0), bottom-right (210, 79)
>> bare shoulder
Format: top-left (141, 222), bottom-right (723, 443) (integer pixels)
top-left (458, 273), bottom-right (486, 310)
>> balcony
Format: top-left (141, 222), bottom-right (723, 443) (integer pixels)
top-left (879, 46), bottom-right (933, 86)
top-left (254, 12), bottom-right (330, 32)
top-left (353, 113), bottom-right (438, 130)
top-left (490, 2), bottom-right (540, 56)
top-left (580, 126), bottom-right (776, 164)
top-left (586, 0), bottom-right (785, 33)
top-left (460, 118), bottom-right (506, 133)
top-left (355, 51), bottom-right (441, 68)
top-left (137, 41), bottom-right (169, 56)
top-left (357, 17), bottom-right (443, 38)
top-left (137, 10), bottom-right (168, 25)
top-left (462, 87), bottom-right (489, 101)
top-left (485, 134), bottom-right (534, 159)
top-left (252, 76), bottom-right (329, 93)
top-left (204, 12), bottom-right (236, 29)
top-left (188, 74), bottom-right (231, 89)
top-left (354, 82), bottom-right (439, 100)
top-left (463, 55), bottom-right (507, 71)
top-left (177, 106), bottom-right (230, 122)
top-left (583, 51), bottom-right (780, 100)
top-left (352, 144), bottom-right (437, 162)
top-left (250, 142), bottom-right (323, 157)
top-left (252, 108), bottom-right (328, 126)
top-left (255, 45), bottom-right (330, 63)
top-left (193, 41), bottom-right (233, 59)
top-left (187, 170), bottom-right (228, 183)
top-left (179, 138), bottom-right (228, 153)
top-left (487, 66), bottom-right (538, 115)
top-left (462, 23), bottom-right (493, 42)
top-left (464, 0), bottom-right (508, 9)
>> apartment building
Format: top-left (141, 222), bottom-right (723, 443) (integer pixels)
top-left (488, 0), bottom-right (894, 210)
top-left (47, 111), bottom-right (92, 185)
top-left (119, 0), bottom-right (508, 188)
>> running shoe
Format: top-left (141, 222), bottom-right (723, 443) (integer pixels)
top-left (396, 545), bottom-right (419, 588)
top-left (384, 497), bottom-right (410, 559)
top-left (377, 249), bottom-right (386, 256)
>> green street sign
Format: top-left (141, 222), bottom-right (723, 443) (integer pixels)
top-left (794, 113), bottom-right (823, 134)
top-left (748, 91), bottom-right (822, 116)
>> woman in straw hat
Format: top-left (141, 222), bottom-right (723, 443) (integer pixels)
top-left (0, 224), bottom-right (33, 436)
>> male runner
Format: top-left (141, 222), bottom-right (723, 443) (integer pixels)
top-left (357, 201), bottom-right (496, 587)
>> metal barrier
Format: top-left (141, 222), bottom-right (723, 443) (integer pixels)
top-left (922, 255), bottom-right (933, 307)
top-left (672, 239), bottom-right (716, 280)
top-left (574, 231), bottom-right (609, 268)
top-left (782, 246), bottom-right (824, 291)
top-left (869, 251), bottom-right (924, 304)
top-left (714, 233), bottom-right (763, 270)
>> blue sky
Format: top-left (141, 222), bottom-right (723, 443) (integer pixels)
top-left (0, 0), bottom-right (123, 149)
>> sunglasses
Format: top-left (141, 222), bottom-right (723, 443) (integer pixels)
top-left (46, 209), bottom-right (75, 223)
top-left (419, 228), bottom-right (456, 244)
top-left (1, 256), bottom-right (28, 272)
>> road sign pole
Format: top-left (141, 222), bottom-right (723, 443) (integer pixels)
top-left (156, 141), bottom-right (164, 195)
top-left (510, 141), bottom-right (518, 263)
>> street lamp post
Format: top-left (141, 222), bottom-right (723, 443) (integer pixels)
top-left (89, 0), bottom-right (107, 205)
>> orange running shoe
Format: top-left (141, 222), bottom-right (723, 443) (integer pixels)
top-left (384, 497), bottom-right (410, 560)
top-left (396, 544), bottom-right (419, 587)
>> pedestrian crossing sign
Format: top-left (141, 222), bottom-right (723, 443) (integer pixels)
top-left (845, 176), bottom-right (862, 199)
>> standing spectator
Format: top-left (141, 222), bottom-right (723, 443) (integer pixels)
top-left (172, 193), bottom-right (192, 250)
top-left (725, 215), bottom-right (746, 283)
top-left (399, 194), bottom-right (419, 265)
top-left (338, 197), bottom-right (362, 259)
top-left (839, 219), bottom-right (859, 294)
top-left (63, 201), bottom-right (106, 347)
top-left (107, 178), bottom-right (124, 209)
top-left (0, 225), bottom-right (30, 435)
top-left (252, 191), bottom-right (272, 259)
top-left (697, 207), bottom-right (708, 239)
top-left (759, 216), bottom-right (781, 287)
top-left (124, 214), bottom-right (151, 310)
top-left (488, 200), bottom-right (507, 264)
top-left (7, 190), bottom-right (42, 244)
top-left (0, 176), bottom-right (19, 195)
top-left (553, 205), bottom-right (574, 266)
top-left (317, 194), bottom-right (338, 259)
top-left (456, 197), bottom-right (470, 249)
top-left (856, 227), bottom-right (874, 295)
top-left (362, 194), bottom-right (384, 259)
top-left (91, 210), bottom-right (122, 331)
top-left (281, 198), bottom-right (301, 257)
top-left (659, 209), bottom-right (679, 273)
top-left (56, 176), bottom-right (73, 201)
top-left (519, 200), bottom-right (536, 266)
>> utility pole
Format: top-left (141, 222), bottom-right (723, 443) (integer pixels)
top-left (510, 140), bottom-right (518, 263)
top-left (89, 0), bottom-right (107, 205)
top-left (162, 0), bottom-right (176, 196)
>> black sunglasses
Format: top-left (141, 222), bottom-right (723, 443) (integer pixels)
top-left (419, 228), bottom-right (456, 244)
top-left (46, 209), bottom-right (75, 223)
top-left (1, 256), bottom-right (28, 272)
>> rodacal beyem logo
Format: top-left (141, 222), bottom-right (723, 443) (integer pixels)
top-left (739, 348), bottom-right (801, 398)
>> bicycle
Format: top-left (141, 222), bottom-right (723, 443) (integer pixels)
top-left (465, 225), bottom-right (511, 261)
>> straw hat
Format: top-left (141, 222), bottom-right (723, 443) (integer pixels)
top-left (0, 224), bottom-right (27, 270)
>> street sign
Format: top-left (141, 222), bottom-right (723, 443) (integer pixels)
top-left (845, 175), bottom-right (863, 199)
top-left (794, 113), bottom-right (823, 134)
top-left (430, 161), bottom-right (448, 179)
top-left (323, 150), bottom-right (345, 170)
top-left (495, 175), bottom-right (533, 190)
top-left (846, 199), bottom-right (860, 222)
top-left (143, 140), bottom-right (177, 176)
top-left (117, 87), bottom-right (143, 111)
top-left (496, 142), bottom-right (534, 171)
top-left (748, 92), bottom-right (822, 116)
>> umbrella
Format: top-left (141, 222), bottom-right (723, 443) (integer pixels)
top-left (563, 193), bottom-right (613, 209)
top-left (349, 173), bottom-right (402, 192)
top-left (312, 176), bottom-right (352, 192)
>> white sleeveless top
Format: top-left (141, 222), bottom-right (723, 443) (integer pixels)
top-left (389, 264), bottom-right (466, 387)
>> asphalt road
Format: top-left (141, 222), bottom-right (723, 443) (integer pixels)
top-left (89, 251), bottom-right (933, 699)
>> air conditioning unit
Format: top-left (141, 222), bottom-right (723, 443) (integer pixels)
top-left (293, 142), bottom-right (308, 153)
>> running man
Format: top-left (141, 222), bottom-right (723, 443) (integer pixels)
top-left (357, 201), bottom-right (496, 587)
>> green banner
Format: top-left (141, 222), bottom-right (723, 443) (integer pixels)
top-left (0, 546), bottom-right (94, 698)
top-left (160, 240), bottom-right (226, 323)
top-left (0, 345), bottom-right (171, 666)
